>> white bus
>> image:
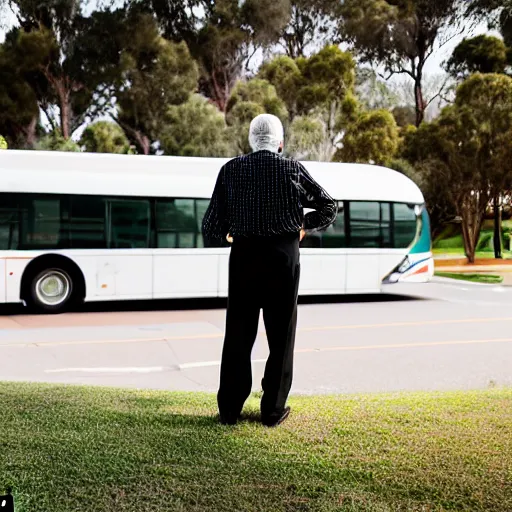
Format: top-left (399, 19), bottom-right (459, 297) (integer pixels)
top-left (0, 150), bottom-right (433, 313)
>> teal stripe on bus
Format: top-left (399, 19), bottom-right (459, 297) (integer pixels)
top-left (410, 209), bottom-right (432, 255)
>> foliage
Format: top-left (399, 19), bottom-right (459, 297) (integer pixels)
top-left (446, 35), bottom-right (509, 80)
top-left (338, 0), bottom-right (466, 126)
top-left (391, 105), bottom-right (417, 127)
top-left (335, 109), bottom-right (399, 166)
top-left (226, 79), bottom-right (288, 153)
top-left (258, 45), bottom-right (358, 159)
top-left (80, 121), bottom-right (132, 154)
top-left (278, 0), bottom-right (339, 58)
top-left (35, 131), bottom-right (81, 152)
top-left (226, 79), bottom-right (288, 122)
top-left (391, 73), bottom-right (453, 123)
top-left (286, 115), bottom-right (329, 161)
top-left (455, 73), bottom-right (512, 202)
top-left (296, 45), bottom-right (356, 114)
top-left (391, 147), bottom-right (457, 240)
top-left (355, 68), bottom-right (400, 110)
top-left (160, 95), bottom-right (235, 158)
top-left (403, 73), bottom-right (512, 262)
top-left (467, 0), bottom-right (512, 47)
top-left (125, 0), bottom-right (203, 43)
top-left (183, 0), bottom-right (291, 112)
top-left (0, 44), bottom-right (40, 148)
top-left (114, 15), bottom-right (199, 155)
top-left (258, 56), bottom-right (302, 120)
top-left (0, 2), bottom-right (127, 140)
top-left (0, 135), bottom-right (7, 149)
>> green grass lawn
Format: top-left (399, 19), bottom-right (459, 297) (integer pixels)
top-left (432, 227), bottom-right (512, 259)
top-left (434, 272), bottom-right (504, 284)
top-left (432, 248), bottom-right (512, 259)
top-left (1, 383), bottom-right (511, 511)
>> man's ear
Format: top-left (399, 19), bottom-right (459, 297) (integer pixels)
top-left (278, 141), bottom-right (284, 154)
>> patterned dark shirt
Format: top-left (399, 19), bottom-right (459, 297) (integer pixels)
top-left (202, 150), bottom-right (337, 246)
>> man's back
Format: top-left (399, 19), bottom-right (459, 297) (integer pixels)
top-left (221, 150), bottom-right (304, 237)
top-left (202, 150), bottom-right (336, 245)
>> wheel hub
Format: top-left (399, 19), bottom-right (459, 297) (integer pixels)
top-left (35, 271), bottom-right (70, 306)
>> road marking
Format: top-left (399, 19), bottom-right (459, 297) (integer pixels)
top-left (0, 333), bottom-right (223, 348)
top-left (295, 316), bottom-right (512, 333)
top-left (179, 359), bottom-right (267, 370)
top-left (178, 338), bottom-right (512, 371)
top-left (294, 337), bottom-right (512, 354)
top-left (42, 337), bottom-right (512, 374)
top-left (3, 316), bottom-right (512, 348)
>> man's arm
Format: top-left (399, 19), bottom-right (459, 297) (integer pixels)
top-left (202, 167), bottom-right (229, 247)
top-left (296, 163), bottom-right (337, 232)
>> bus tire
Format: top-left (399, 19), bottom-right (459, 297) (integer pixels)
top-left (23, 259), bottom-right (84, 314)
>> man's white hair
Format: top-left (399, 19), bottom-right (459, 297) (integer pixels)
top-left (248, 114), bottom-right (284, 153)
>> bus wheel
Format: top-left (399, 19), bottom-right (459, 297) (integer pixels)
top-left (27, 268), bottom-right (74, 314)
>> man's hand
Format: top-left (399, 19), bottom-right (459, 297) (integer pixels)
top-left (226, 233), bottom-right (233, 244)
top-left (300, 229), bottom-right (306, 242)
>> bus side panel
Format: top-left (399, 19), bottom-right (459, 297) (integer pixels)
top-left (299, 251), bottom-right (347, 295)
top-left (5, 258), bottom-right (31, 303)
top-left (153, 250), bottom-right (219, 298)
top-left (345, 251), bottom-right (381, 293)
top-left (72, 251), bottom-right (153, 301)
top-left (0, 258), bottom-right (5, 303)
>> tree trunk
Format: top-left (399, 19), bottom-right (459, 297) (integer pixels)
top-left (116, 118), bottom-right (151, 155)
top-left (22, 117), bottom-right (38, 148)
top-left (493, 195), bottom-right (502, 259)
top-left (460, 200), bottom-right (484, 264)
top-left (138, 134), bottom-right (151, 155)
top-left (461, 220), bottom-right (477, 264)
top-left (414, 77), bottom-right (425, 127)
top-left (57, 82), bottom-right (71, 139)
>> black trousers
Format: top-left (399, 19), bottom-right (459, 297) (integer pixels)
top-left (217, 233), bottom-right (300, 421)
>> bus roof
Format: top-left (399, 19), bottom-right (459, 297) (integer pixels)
top-left (0, 150), bottom-right (425, 204)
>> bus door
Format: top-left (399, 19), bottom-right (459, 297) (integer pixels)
top-left (152, 199), bottom-right (218, 298)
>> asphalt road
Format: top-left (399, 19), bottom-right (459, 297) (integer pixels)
top-left (1, 277), bottom-right (512, 395)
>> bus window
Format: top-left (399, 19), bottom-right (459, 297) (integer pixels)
top-left (69, 196), bottom-right (107, 249)
top-left (156, 199), bottom-right (198, 248)
top-left (0, 195), bottom-right (20, 250)
top-left (381, 203), bottom-right (392, 248)
top-left (393, 203), bottom-right (418, 248)
top-left (195, 200), bottom-right (210, 248)
top-left (349, 202), bottom-right (381, 248)
top-left (301, 232), bottom-right (322, 248)
top-left (322, 201), bottom-right (347, 248)
top-left (22, 197), bottom-right (65, 249)
top-left (108, 199), bottom-right (151, 249)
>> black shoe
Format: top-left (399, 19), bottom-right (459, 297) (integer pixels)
top-left (262, 406), bottom-right (291, 427)
top-left (219, 413), bottom-right (238, 426)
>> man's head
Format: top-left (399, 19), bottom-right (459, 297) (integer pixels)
top-left (249, 114), bottom-right (284, 154)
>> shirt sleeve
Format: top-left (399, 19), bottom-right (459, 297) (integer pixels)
top-left (296, 163), bottom-right (337, 232)
top-left (202, 166), bottom-right (229, 247)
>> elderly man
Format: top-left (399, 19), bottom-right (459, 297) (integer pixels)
top-left (202, 114), bottom-right (336, 427)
